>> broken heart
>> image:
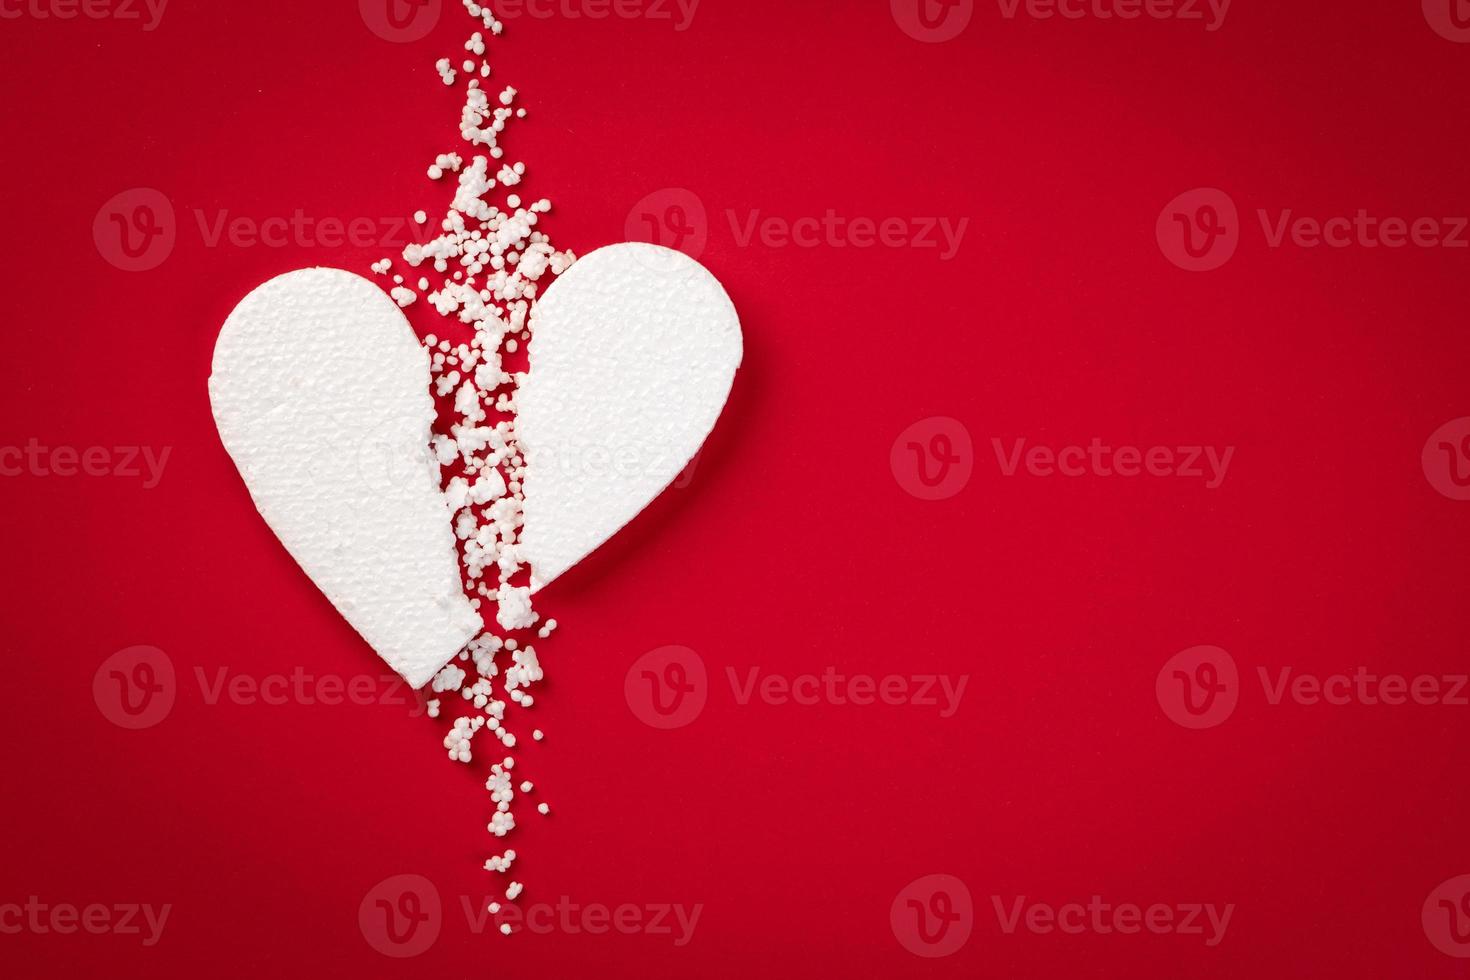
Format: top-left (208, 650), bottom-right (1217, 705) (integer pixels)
top-left (210, 243), bottom-right (741, 688)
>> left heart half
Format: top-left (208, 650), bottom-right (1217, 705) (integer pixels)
top-left (209, 267), bottom-right (482, 688)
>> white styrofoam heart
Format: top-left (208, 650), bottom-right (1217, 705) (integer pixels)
top-left (210, 268), bottom-right (481, 688)
top-left (516, 243), bottom-right (743, 592)
top-left (211, 245), bottom-right (741, 685)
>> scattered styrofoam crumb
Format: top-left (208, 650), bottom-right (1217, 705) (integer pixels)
top-left (391, 0), bottom-right (583, 902)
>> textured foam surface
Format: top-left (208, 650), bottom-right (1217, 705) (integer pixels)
top-left (517, 243), bottom-right (743, 592)
top-left (210, 268), bottom-right (481, 688)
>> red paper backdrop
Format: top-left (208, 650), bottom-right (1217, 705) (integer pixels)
top-left (2, 1), bottom-right (1469, 976)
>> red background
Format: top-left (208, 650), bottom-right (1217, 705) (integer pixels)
top-left (2, 0), bottom-right (1469, 976)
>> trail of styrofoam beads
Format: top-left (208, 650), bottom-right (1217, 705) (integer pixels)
top-left (371, 0), bottom-right (574, 934)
